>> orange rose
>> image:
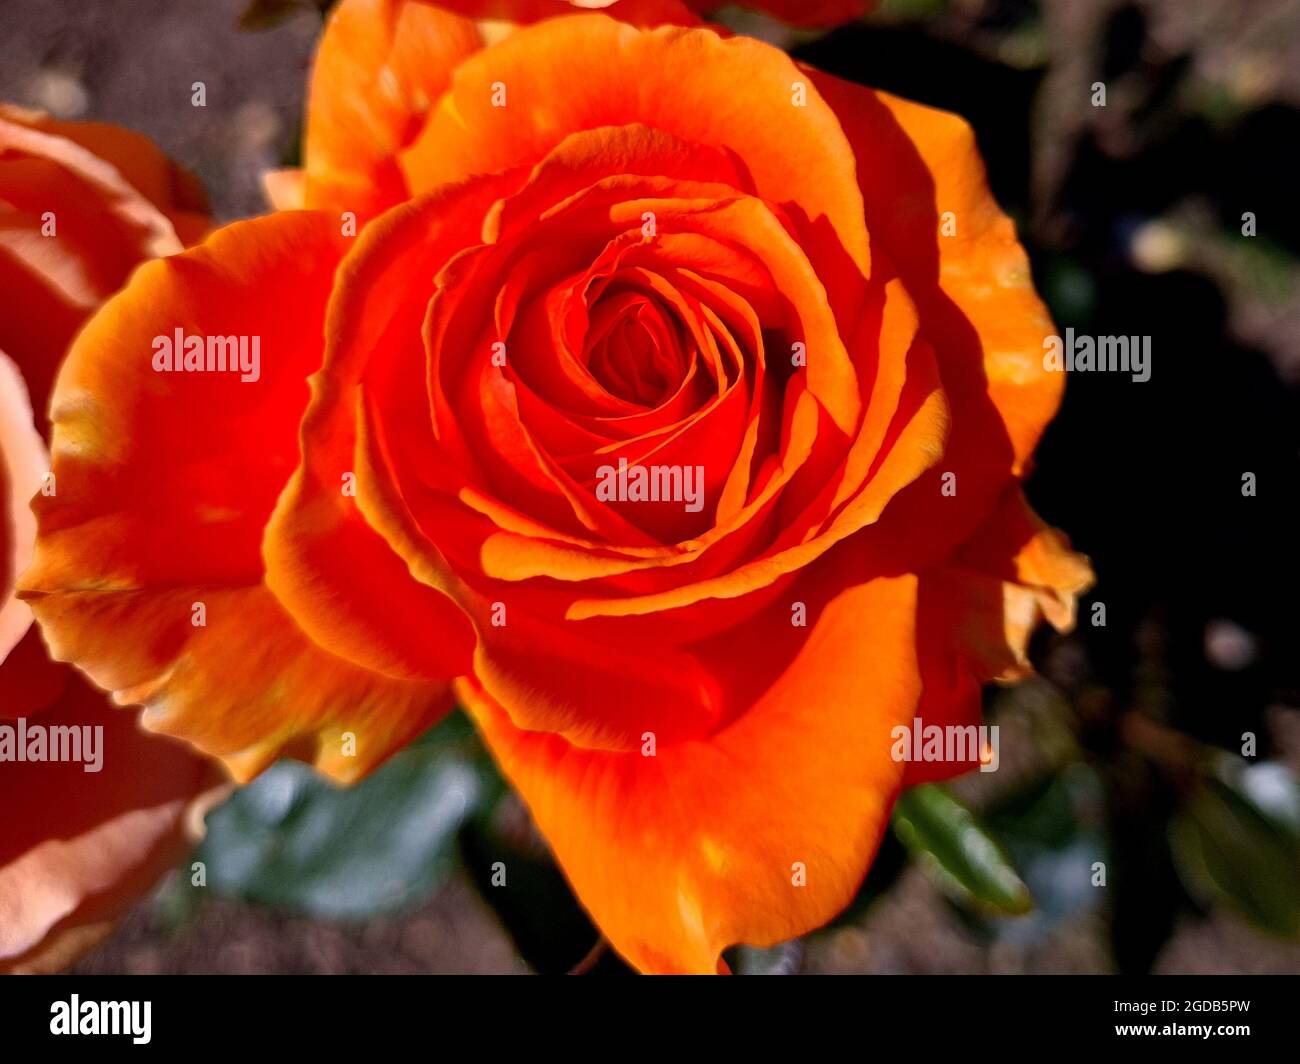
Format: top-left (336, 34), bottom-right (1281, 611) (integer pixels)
top-left (0, 107), bottom-right (222, 973)
top-left (22, 7), bottom-right (1091, 972)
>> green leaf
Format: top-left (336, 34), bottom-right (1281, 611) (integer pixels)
top-left (1168, 765), bottom-right (1300, 938)
top-left (892, 784), bottom-right (1034, 915)
top-left (195, 713), bottom-right (488, 919)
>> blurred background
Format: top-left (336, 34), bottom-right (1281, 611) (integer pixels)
top-left (2, 0), bottom-right (1297, 974)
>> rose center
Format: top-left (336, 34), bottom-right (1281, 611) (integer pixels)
top-left (584, 292), bottom-right (689, 408)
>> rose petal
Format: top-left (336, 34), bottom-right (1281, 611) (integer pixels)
top-left (400, 15), bottom-right (871, 313)
top-left (0, 351), bottom-right (45, 661)
top-left (0, 678), bottom-right (225, 972)
top-left (907, 484), bottom-right (1093, 785)
top-left (19, 212), bottom-right (449, 779)
top-left (460, 570), bottom-right (920, 973)
top-left (813, 76), bottom-right (1062, 568)
top-left (0, 107), bottom-right (203, 428)
top-left (294, 0), bottom-right (484, 216)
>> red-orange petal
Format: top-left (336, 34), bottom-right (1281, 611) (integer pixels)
top-left (0, 351), bottom-right (45, 661)
top-left (263, 183), bottom-right (517, 684)
top-left (400, 16), bottom-right (871, 297)
top-left (812, 75), bottom-right (1061, 571)
top-left (20, 212), bottom-right (450, 780)
top-left (0, 678), bottom-right (226, 972)
top-left (907, 484), bottom-right (1093, 786)
top-left (460, 570), bottom-right (921, 973)
top-left (0, 107), bottom-right (206, 429)
top-left (0, 105), bottom-right (208, 246)
top-left (293, 0), bottom-right (484, 216)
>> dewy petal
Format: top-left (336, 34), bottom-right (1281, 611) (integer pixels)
top-left (0, 679), bottom-right (226, 972)
top-left (19, 212), bottom-right (449, 781)
top-left (460, 571), bottom-right (920, 973)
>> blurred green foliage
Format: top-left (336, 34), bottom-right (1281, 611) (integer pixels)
top-left (893, 785), bottom-right (1034, 916)
top-left (194, 714), bottom-right (492, 919)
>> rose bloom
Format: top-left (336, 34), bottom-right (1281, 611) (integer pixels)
top-left (21, 1), bottom-right (1092, 973)
top-left (0, 106), bottom-right (222, 973)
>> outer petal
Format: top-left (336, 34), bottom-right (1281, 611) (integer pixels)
top-left (867, 91), bottom-right (1061, 472)
top-left (274, 1), bottom-right (699, 214)
top-left (3, 348), bottom-right (223, 976)
top-left (400, 16), bottom-right (871, 291)
top-left (0, 108), bottom-right (225, 974)
top-left (26, 585), bottom-right (452, 784)
top-left (812, 75), bottom-right (1061, 570)
top-left (906, 484), bottom-right (1093, 786)
top-left (937, 482), bottom-right (1094, 681)
top-left (0, 107), bottom-right (206, 428)
top-left (292, 0), bottom-right (484, 216)
top-left (461, 570), bottom-right (920, 973)
top-left (19, 213), bottom-right (450, 781)
top-left (0, 352), bottom-right (65, 718)
top-left (0, 106), bottom-right (208, 244)
top-left (263, 167), bottom-right (305, 210)
top-left (0, 352), bottom-right (45, 660)
top-left (0, 678), bottom-right (226, 973)
top-left (263, 183), bottom-right (506, 684)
